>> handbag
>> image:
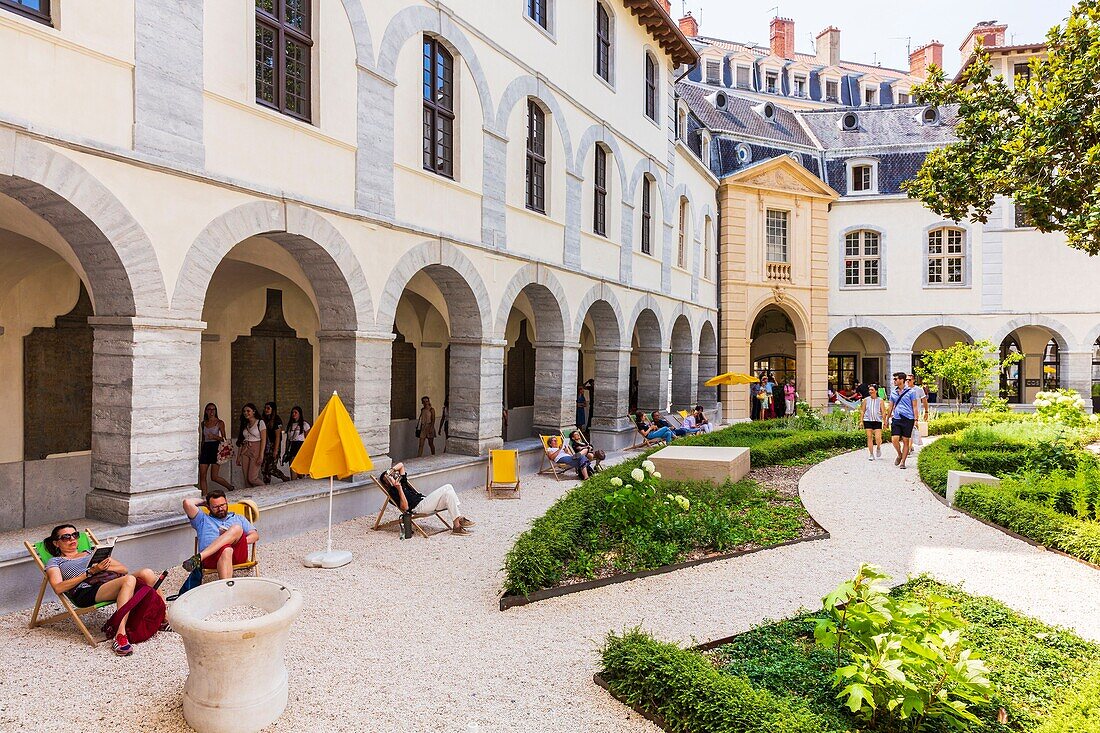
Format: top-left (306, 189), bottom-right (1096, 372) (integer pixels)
top-left (102, 573), bottom-right (168, 643)
top-left (216, 439), bottom-right (234, 465)
top-left (85, 570), bottom-right (124, 588)
top-left (414, 425), bottom-right (422, 438)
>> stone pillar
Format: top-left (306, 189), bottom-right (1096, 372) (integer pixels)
top-left (1063, 350), bottom-right (1093, 407)
top-left (795, 340), bottom-right (817, 409)
top-left (670, 348), bottom-right (698, 411)
top-left (356, 69), bottom-right (396, 218)
top-left (637, 347), bottom-right (670, 412)
top-left (446, 338), bottom-right (505, 455)
top-left (481, 130), bottom-right (508, 248)
top-left (888, 350), bottom-right (913, 384)
top-left (317, 330), bottom-right (394, 468)
top-left (563, 170), bottom-right (583, 267)
top-left (532, 340), bottom-right (580, 436)
top-left (619, 201), bottom-right (635, 284)
top-left (590, 346), bottom-right (632, 446)
top-left (697, 349), bottom-right (719, 413)
top-left (85, 318), bottom-right (204, 525)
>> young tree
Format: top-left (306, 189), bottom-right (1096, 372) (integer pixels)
top-left (904, 1), bottom-right (1100, 255)
top-left (915, 340), bottom-right (1023, 414)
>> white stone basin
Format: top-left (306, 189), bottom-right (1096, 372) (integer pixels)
top-left (168, 578), bottom-right (303, 733)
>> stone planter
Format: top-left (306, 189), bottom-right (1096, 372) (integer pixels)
top-left (167, 578), bottom-right (303, 733)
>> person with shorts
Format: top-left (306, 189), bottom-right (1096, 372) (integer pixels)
top-left (886, 372), bottom-right (921, 470)
top-left (859, 385), bottom-right (885, 461)
top-left (181, 490), bottom-right (258, 580)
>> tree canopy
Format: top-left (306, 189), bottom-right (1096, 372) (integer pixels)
top-left (904, 1), bottom-right (1100, 255)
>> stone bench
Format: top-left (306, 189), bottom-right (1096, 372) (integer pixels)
top-left (649, 446), bottom-right (751, 484)
top-left (946, 470), bottom-right (1000, 506)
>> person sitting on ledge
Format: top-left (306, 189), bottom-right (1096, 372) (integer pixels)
top-left (381, 463), bottom-right (475, 535)
top-left (546, 435), bottom-right (591, 479)
top-left (634, 410), bottom-right (675, 444)
top-left (42, 524), bottom-right (161, 657)
top-left (181, 490), bottom-right (258, 580)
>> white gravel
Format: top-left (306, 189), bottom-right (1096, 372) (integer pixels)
top-left (2, 444), bottom-right (1099, 733)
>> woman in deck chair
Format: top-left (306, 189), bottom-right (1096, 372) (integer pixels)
top-left (568, 430), bottom-right (604, 473)
top-left (633, 410), bottom-right (675, 445)
top-left (42, 524), bottom-right (160, 657)
top-left (381, 464), bottom-right (476, 535)
top-left (546, 435), bottom-right (591, 479)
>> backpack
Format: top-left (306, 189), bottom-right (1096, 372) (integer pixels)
top-left (102, 576), bottom-right (167, 643)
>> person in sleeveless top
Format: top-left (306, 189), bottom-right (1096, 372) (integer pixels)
top-left (235, 403), bottom-right (266, 488)
top-left (199, 402), bottom-right (234, 495)
top-left (416, 396), bottom-right (437, 457)
top-left (859, 385), bottom-right (885, 461)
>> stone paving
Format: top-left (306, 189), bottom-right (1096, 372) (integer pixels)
top-left (2, 444), bottom-right (1099, 732)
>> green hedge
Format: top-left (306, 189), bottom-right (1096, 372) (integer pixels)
top-left (916, 437), bottom-right (963, 496)
top-left (955, 483), bottom-right (1100, 565)
top-left (600, 629), bottom-right (823, 733)
top-left (1035, 669), bottom-right (1100, 733)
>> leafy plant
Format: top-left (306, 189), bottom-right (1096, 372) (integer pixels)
top-left (814, 564), bottom-right (993, 731)
top-left (915, 340), bottom-right (1022, 414)
top-left (603, 460), bottom-right (689, 533)
top-left (1034, 388), bottom-right (1095, 428)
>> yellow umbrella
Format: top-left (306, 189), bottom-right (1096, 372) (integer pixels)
top-left (704, 372), bottom-right (759, 387)
top-left (292, 392), bottom-right (372, 568)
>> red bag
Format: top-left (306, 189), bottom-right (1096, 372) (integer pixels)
top-left (101, 578), bottom-right (166, 643)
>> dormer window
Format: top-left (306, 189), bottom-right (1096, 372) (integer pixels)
top-left (735, 143), bottom-right (752, 164)
top-left (846, 158), bottom-right (878, 195)
top-left (765, 70), bottom-right (778, 94)
top-left (825, 79), bottom-right (839, 103)
top-left (793, 75), bottom-right (806, 97)
top-left (754, 102), bottom-right (777, 123)
top-left (736, 65), bottom-right (751, 89)
top-left (897, 91), bottom-right (911, 104)
top-left (864, 86), bottom-right (877, 105)
top-left (706, 59), bottom-right (721, 84)
top-left (700, 131), bottom-right (711, 165)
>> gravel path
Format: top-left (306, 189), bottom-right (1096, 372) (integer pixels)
top-left (2, 445), bottom-right (1099, 732)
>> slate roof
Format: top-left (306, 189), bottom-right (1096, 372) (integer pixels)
top-left (693, 35), bottom-right (914, 78)
top-left (679, 82), bottom-right (816, 148)
top-left (795, 104), bottom-right (960, 150)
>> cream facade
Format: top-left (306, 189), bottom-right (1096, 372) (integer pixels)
top-left (0, 0), bottom-right (719, 530)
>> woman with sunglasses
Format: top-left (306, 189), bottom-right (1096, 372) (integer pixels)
top-left (42, 524), bottom-right (159, 657)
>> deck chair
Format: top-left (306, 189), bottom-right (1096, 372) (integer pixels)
top-left (486, 449), bottom-right (521, 499)
top-left (627, 418), bottom-right (666, 451)
top-left (196, 500), bottom-right (260, 580)
top-left (25, 528), bottom-right (110, 647)
top-left (538, 435), bottom-right (573, 481)
top-left (678, 410), bottom-right (690, 419)
top-left (370, 474), bottom-right (451, 537)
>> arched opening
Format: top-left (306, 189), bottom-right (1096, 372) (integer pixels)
top-left (578, 298), bottom-right (625, 437)
top-left (828, 327), bottom-right (891, 393)
top-left (499, 282), bottom-right (568, 440)
top-left (999, 335), bottom-right (1022, 404)
top-left (697, 320), bottom-right (718, 413)
top-left (750, 306), bottom-right (797, 418)
top-left (630, 309), bottom-right (664, 412)
top-left (669, 315), bottom-right (694, 411)
top-left (912, 326), bottom-right (973, 404)
top-left (995, 326), bottom-right (1069, 404)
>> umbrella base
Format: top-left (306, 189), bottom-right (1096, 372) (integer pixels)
top-left (302, 550), bottom-right (353, 569)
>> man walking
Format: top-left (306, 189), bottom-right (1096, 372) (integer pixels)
top-left (886, 372), bottom-right (921, 469)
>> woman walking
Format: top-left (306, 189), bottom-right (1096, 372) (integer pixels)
top-left (261, 402), bottom-right (289, 483)
top-left (784, 379), bottom-right (797, 416)
top-left (859, 384), bottom-right (885, 461)
top-left (198, 403), bottom-right (233, 496)
top-left (235, 403), bottom-right (266, 488)
top-left (416, 396), bottom-right (437, 457)
top-left (284, 406), bottom-right (311, 480)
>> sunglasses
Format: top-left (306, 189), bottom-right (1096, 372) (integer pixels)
top-left (54, 531), bottom-right (80, 542)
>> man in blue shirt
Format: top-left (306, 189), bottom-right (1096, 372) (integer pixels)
top-left (182, 490), bottom-right (259, 580)
top-left (887, 372), bottom-right (921, 469)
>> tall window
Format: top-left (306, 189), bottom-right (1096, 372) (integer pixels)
top-left (793, 76), bottom-right (806, 97)
top-left (422, 37), bottom-right (455, 178)
top-left (255, 0), bottom-right (312, 122)
top-left (641, 176), bottom-right (653, 255)
top-left (706, 59), bottom-right (721, 84)
top-left (677, 198), bottom-right (688, 268)
top-left (593, 146), bottom-right (607, 236)
top-left (527, 0), bottom-right (548, 30)
top-left (1000, 336), bottom-right (1022, 403)
top-left (0, 0), bottom-right (49, 23)
top-left (736, 65), bottom-right (751, 89)
top-left (595, 4), bottom-right (612, 83)
top-left (829, 355), bottom-right (857, 392)
top-left (644, 53), bottom-right (658, 120)
top-left (703, 216), bottom-right (713, 279)
top-left (765, 71), bottom-right (778, 94)
top-left (864, 87), bottom-right (876, 105)
top-left (525, 101), bottom-right (546, 213)
top-left (1092, 338), bottom-right (1100, 398)
top-left (825, 80), bottom-right (839, 102)
top-left (1043, 339), bottom-right (1061, 390)
top-left (926, 227), bottom-right (965, 285)
top-left (844, 230), bottom-right (880, 286)
top-left (766, 209), bottom-right (789, 263)
top-left (851, 164), bottom-right (874, 193)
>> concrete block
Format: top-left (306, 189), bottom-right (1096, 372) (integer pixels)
top-left (24, 454), bottom-right (91, 527)
top-left (946, 470), bottom-right (1000, 506)
top-left (650, 446), bottom-right (751, 484)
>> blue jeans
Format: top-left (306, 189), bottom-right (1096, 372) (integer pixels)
top-left (556, 454), bottom-right (589, 473)
top-left (648, 427), bottom-right (675, 443)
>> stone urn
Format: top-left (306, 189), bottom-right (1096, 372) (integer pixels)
top-left (168, 578), bottom-right (304, 733)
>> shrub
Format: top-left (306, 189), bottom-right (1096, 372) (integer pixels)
top-left (600, 629), bottom-right (824, 733)
top-left (916, 438), bottom-right (963, 495)
top-left (927, 412), bottom-right (1033, 436)
top-left (1004, 467), bottom-right (1100, 521)
top-left (1034, 388), bottom-right (1093, 428)
top-left (954, 483), bottom-right (1100, 565)
top-left (1034, 668), bottom-right (1100, 733)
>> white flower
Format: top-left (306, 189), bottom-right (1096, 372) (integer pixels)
top-left (653, 471), bottom-right (662, 479)
top-left (642, 460), bottom-right (656, 474)
top-left (631, 468), bottom-right (645, 483)
top-left (610, 477), bottom-right (623, 487)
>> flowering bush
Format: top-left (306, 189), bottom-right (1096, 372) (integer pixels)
top-left (1034, 389), bottom-right (1095, 427)
top-left (604, 459), bottom-right (687, 532)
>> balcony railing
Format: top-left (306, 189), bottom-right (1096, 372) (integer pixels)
top-left (766, 261), bottom-right (792, 282)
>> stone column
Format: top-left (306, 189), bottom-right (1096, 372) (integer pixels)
top-left (85, 317), bottom-right (204, 525)
top-left (563, 170), bottom-right (583, 267)
top-left (1063, 350), bottom-right (1093, 407)
top-left (317, 330), bottom-right (394, 468)
top-left (532, 340), bottom-right (580, 437)
top-left (619, 201), bottom-right (635, 284)
top-left (697, 348), bottom-right (719, 413)
top-left (446, 338), bottom-right (505, 455)
top-left (589, 346), bottom-right (632, 447)
top-left (637, 346), bottom-right (670, 412)
top-left (670, 348), bottom-right (698, 411)
top-left (356, 69), bottom-right (397, 218)
top-left (481, 129), bottom-right (508, 248)
top-left (888, 350), bottom-right (913, 384)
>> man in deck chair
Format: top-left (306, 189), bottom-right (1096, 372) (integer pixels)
top-left (381, 463), bottom-right (476, 536)
top-left (181, 490), bottom-right (259, 580)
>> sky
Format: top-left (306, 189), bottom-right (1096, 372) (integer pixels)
top-left (684, 1), bottom-right (1074, 75)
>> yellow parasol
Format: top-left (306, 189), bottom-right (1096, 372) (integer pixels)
top-left (292, 392), bottom-right (372, 568)
top-left (704, 372), bottom-right (759, 387)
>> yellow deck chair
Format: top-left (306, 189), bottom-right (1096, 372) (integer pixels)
top-left (195, 500), bottom-right (260, 579)
top-left (25, 528), bottom-right (110, 647)
top-left (679, 410), bottom-right (690, 419)
top-left (486, 449), bottom-right (521, 498)
top-left (538, 435), bottom-right (573, 481)
top-left (370, 474), bottom-right (451, 538)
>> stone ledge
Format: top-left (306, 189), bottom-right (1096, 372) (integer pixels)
top-left (649, 446), bottom-right (751, 484)
top-left (946, 470), bottom-right (1000, 506)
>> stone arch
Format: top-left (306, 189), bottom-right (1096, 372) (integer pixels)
top-left (572, 284), bottom-right (626, 345)
top-left (494, 76), bottom-right (575, 169)
top-left (627, 294), bottom-right (666, 347)
top-left (494, 264), bottom-right (570, 341)
top-left (337, 0), bottom-right (375, 67)
top-left (625, 156), bottom-right (666, 203)
top-left (669, 313), bottom-right (694, 410)
top-left (376, 241), bottom-right (493, 341)
top-left (989, 315), bottom-right (1074, 353)
top-left (0, 131), bottom-right (168, 317)
top-left (745, 295), bottom-right (810, 342)
top-left (376, 5), bottom-right (494, 128)
top-left (631, 303), bottom-right (665, 412)
top-left (171, 201), bottom-right (374, 332)
top-left (573, 125), bottom-right (629, 195)
top-left (829, 316), bottom-right (899, 350)
top-left (903, 316), bottom-right (980, 350)
top-left (697, 318), bottom-right (719, 410)
top-left (1083, 322), bottom-right (1100, 354)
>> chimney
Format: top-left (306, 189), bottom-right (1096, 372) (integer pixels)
top-left (960, 20), bottom-right (1008, 61)
top-left (770, 17), bottom-right (795, 59)
top-left (658, 0), bottom-right (671, 14)
top-left (679, 11), bottom-right (698, 38)
top-left (909, 41), bottom-right (944, 79)
top-left (816, 26), bottom-right (841, 67)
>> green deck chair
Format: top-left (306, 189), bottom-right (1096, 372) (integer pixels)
top-left (24, 529), bottom-right (112, 646)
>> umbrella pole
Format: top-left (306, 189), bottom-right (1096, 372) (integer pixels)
top-left (327, 475), bottom-right (334, 554)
